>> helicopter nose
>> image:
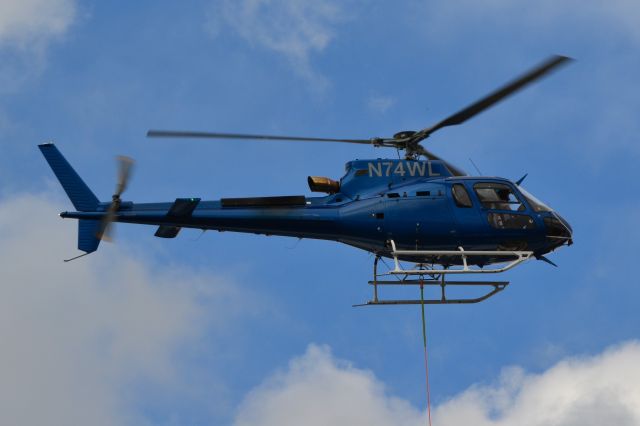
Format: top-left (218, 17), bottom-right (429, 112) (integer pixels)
top-left (544, 212), bottom-right (573, 245)
top-left (557, 213), bottom-right (573, 236)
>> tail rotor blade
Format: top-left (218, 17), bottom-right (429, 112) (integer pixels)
top-left (115, 155), bottom-right (134, 197)
top-left (96, 202), bottom-right (117, 242)
top-left (96, 154), bottom-right (134, 242)
top-left (101, 220), bottom-right (115, 242)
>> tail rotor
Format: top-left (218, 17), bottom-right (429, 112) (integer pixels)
top-left (96, 155), bottom-right (135, 241)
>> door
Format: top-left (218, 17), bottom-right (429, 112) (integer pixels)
top-left (384, 183), bottom-right (455, 249)
top-left (448, 182), bottom-right (486, 247)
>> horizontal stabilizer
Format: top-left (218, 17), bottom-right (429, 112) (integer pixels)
top-left (154, 198), bottom-right (201, 239)
top-left (167, 198), bottom-right (200, 216)
top-left (155, 225), bottom-right (181, 238)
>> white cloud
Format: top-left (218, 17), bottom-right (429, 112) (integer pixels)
top-left (207, 0), bottom-right (345, 91)
top-left (234, 341), bottom-right (640, 426)
top-left (434, 341), bottom-right (640, 425)
top-left (0, 0), bottom-right (75, 49)
top-left (0, 0), bottom-right (76, 94)
top-left (234, 344), bottom-right (424, 426)
top-left (0, 192), bottom-right (246, 425)
top-left (367, 95), bottom-right (396, 113)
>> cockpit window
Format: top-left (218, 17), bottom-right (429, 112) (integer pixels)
top-left (452, 184), bottom-right (472, 208)
top-left (518, 186), bottom-right (552, 212)
top-left (473, 183), bottom-right (524, 211)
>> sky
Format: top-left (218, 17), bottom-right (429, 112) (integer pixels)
top-left (1, 0), bottom-right (639, 424)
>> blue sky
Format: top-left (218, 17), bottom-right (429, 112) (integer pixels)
top-left (1, 0), bottom-right (640, 424)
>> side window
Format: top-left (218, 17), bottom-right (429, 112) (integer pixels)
top-left (414, 183), bottom-right (445, 198)
top-left (452, 183), bottom-right (472, 208)
top-left (473, 183), bottom-right (524, 211)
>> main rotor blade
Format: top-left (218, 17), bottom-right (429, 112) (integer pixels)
top-left (418, 55), bottom-right (573, 139)
top-left (115, 155), bottom-right (134, 197)
top-left (417, 146), bottom-right (466, 176)
top-left (147, 130), bottom-right (374, 145)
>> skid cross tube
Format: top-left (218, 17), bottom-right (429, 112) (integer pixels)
top-left (355, 240), bottom-right (531, 307)
top-left (388, 240), bottom-right (533, 275)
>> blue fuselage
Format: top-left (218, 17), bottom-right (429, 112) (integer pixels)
top-left (61, 159), bottom-right (572, 264)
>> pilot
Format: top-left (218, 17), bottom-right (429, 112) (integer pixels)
top-left (496, 188), bottom-right (511, 210)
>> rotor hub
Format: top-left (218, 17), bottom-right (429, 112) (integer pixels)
top-left (393, 130), bottom-right (417, 140)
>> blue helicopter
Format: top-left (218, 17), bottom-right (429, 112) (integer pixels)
top-left (40, 55), bottom-right (573, 306)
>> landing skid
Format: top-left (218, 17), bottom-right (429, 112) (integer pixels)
top-left (355, 240), bottom-right (533, 306)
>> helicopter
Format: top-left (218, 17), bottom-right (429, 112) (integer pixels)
top-left (40, 55), bottom-right (573, 306)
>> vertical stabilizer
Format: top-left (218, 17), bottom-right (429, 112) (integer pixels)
top-left (38, 143), bottom-right (99, 212)
top-left (78, 220), bottom-right (101, 254)
top-left (39, 143), bottom-right (102, 255)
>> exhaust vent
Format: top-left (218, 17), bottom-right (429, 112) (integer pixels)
top-left (308, 176), bottom-right (340, 194)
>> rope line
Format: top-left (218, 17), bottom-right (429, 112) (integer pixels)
top-left (420, 281), bottom-right (433, 426)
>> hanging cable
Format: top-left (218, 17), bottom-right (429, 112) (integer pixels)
top-left (420, 280), bottom-right (433, 426)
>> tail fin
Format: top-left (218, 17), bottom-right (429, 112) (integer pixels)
top-left (39, 143), bottom-right (99, 212)
top-left (78, 220), bottom-right (101, 253)
top-left (39, 143), bottom-right (102, 255)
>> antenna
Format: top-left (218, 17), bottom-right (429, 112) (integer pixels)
top-left (468, 158), bottom-right (483, 175)
top-left (64, 252), bottom-right (91, 262)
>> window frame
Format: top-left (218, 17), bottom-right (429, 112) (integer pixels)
top-left (451, 183), bottom-right (473, 208)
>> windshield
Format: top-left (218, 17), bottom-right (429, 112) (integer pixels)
top-left (518, 186), bottom-right (552, 212)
